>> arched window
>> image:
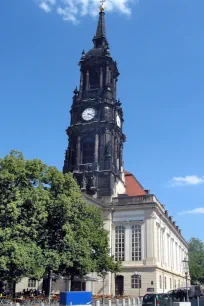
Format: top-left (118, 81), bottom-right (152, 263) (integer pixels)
top-left (159, 275), bottom-right (162, 289)
top-left (164, 277), bottom-right (167, 289)
top-left (82, 137), bottom-right (95, 164)
top-left (115, 225), bottom-right (125, 261)
top-left (132, 225), bottom-right (141, 261)
top-left (131, 275), bottom-right (141, 289)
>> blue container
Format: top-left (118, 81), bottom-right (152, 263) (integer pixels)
top-left (60, 292), bottom-right (92, 306)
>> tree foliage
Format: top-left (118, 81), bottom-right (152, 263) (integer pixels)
top-left (0, 151), bottom-right (120, 291)
top-left (0, 151), bottom-right (47, 284)
top-left (189, 238), bottom-right (204, 284)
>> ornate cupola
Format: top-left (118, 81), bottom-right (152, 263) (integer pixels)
top-left (63, 4), bottom-right (126, 202)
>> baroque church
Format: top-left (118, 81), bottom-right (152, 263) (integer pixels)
top-left (16, 3), bottom-right (189, 297)
top-left (62, 4), bottom-right (189, 297)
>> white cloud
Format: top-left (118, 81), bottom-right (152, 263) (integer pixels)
top-left (39, 0), bottom-right (56, 12)
top-left (169, 175), bottom-right (204, 187)
top-left (179, 207), bottom-right (204, 215)
top-left (57, 6), bottom-right (79, 24)
top-left (39, 2), bottom-right (52, 12)
top-left (37, 0), bottom-right (136, 23)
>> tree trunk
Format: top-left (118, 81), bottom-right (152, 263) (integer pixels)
top-left (12, 280), bottom-right (16, 299)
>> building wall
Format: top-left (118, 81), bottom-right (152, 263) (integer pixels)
top-left (16, 278), bottom-right (43, 293)
top-left (155, 217), bottom-right (188, 273)
top-left (86, 268), bottom-right (187, 297)
top-left (111, 206), bottom-right (188, 267)
top-left (106, 202), bottom-right (189, 296)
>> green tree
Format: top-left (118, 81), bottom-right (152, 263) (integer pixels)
top-left (189, 238), bottom-right (204, 284)
top-left (0, 151), bottom-right (119, 294)
top-left (0, 151), bottom-right (48, 296)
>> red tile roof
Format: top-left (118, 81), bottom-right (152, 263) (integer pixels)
top-left (124, 170), bottom-right (148, 196)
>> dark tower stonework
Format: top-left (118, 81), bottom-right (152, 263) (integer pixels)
top-left (63, 7), bottom-right (126, 201)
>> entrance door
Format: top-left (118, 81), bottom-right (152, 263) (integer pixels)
top-left (115, 275), bottom-right (124, 296)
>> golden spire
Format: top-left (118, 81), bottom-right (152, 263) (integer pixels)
top-left (100, 0), bottom-right (105, 12)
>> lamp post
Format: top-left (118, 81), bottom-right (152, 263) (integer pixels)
top-left (48, 268), bottom-right (52, 306)
top-left (182, 257), bottom-right (189, 302)
top-left (134, 272), bottom-right (141, 298)
top-left (102, 269), bottom-right (106, 306)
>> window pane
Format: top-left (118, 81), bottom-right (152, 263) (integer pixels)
top-left (82, 137), bottom-right (95, 164)
top-left (28, 279), bottom-right (36, 288)
top-left (132, 225), bottom-right (142, 261)
top-left (115, 225), bottom-right (125, 261)
top-left (131, 275), bottom-right (141, 289)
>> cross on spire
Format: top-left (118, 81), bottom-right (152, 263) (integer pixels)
top-left (93, 0), bottom-right (108, 48)
top-left (100, 0), bottom-right (105, 11)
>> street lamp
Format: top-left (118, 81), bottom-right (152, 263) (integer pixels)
top-left (182, 257), bottom-right (189, 302)
top-left (102, 269), bottom-right (107, 306)
top-left (134, 272), bottom-right (141, 298)
top-left (48, 268), bottom-right (52, 306)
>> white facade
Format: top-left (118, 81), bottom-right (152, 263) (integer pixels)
top-left (15, 278), bottom-right (43, 293)
top-left (85, 193), bottom-right (189, 297)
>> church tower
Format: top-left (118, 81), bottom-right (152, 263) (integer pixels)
top-left (63, 4), bottom-right (126, 201)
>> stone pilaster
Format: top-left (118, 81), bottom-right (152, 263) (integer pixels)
top-left (146, 214), bottom-right (157, 265)
top-left (125, 223), bottom-right (131, 261)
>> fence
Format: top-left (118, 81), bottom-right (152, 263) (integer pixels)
top-left (0, 297), bottom-right (59, 306)
top-left (0, 296), bottom-right (202, 306)
top-left (0, 297), bottom-right (142, 306)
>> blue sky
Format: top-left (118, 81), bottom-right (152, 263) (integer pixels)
top-left (1, 0), bottom-right (204, 242)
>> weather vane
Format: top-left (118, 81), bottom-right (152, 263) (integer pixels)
top-left (100, 0), bottom-right (106, 11)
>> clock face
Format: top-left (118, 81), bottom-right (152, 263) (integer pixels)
top-left (82, 108), bottom-right (96, 121)
top-left (116, 114), bottom-right (121, 128)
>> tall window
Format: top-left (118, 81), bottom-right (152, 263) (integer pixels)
top-left (82, 137), bottom-right (95, 164)
top-left (175, 243), bottom-right (178, 271)
top-left (160, 229), bottom-right (163, 264)
top-left (170, 278), bottom-right (172, 289)
top-left (132, 225), bottom-right (141, 261)
top-left (115, 225), bottom-right (125, 261)
top-left (131, 275), bottom-right (141, 289)
top-left (159, 275), bottom-right (162, 289)
top-left (164, 277), bottom-right (167, 289)
top-left (90, 69), bottom-right (100, 88)
top-left (28, 279), bottom-right (36, 288)
top-left (157, 225), bottom-right (160, 262)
